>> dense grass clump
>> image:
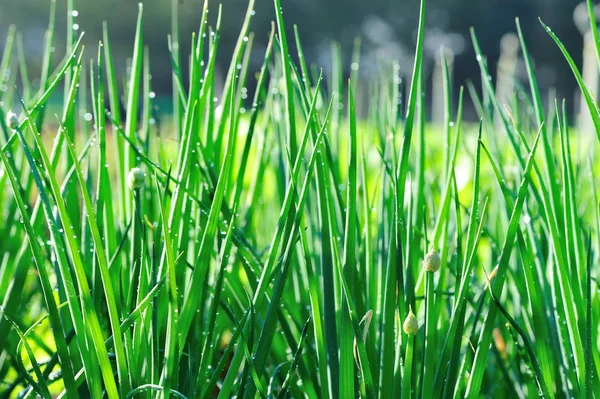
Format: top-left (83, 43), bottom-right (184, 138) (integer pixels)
top-left (0, 0), bottom-right (599, 397)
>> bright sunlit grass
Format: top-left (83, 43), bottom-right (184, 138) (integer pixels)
top-left (0, 0), bottom-right (599, 398)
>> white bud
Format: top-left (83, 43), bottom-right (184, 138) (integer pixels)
top-left (127, 167), bottom-right (146, 190)
top-left (422, 249), bottom-right (441, 273)
top-left (403, 309), bottom-right (419, 335)
top-left (6, 111), bottom-right (18, 130)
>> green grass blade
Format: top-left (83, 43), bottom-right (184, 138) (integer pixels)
top-left (273, 0), bottom-right (297, 160)
top-left (464, 128), bottom-right (543, 397)
top-left (541, 19), bottom-right (600, 143)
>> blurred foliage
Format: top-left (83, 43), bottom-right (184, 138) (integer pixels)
top-left (0, 0), bottom-right (586, 117)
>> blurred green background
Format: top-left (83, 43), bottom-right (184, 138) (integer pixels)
top-left (0, 0), bottom-right (589, 119)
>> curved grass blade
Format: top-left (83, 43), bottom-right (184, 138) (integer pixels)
top-left (540, 19), bottom-right (600, 143)
top-left (60, 120), bottom-right (131, 395)
top-left (15, 94), bottom-right (119, 399)
top-left (464, 128), bottom-right (543, 398)
top-left (0, 149), bottom-right (78, 399)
